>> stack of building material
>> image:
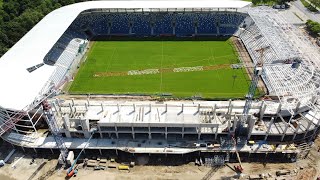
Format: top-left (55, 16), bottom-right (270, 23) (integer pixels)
top-left (87, 160), bottom-right (97, 167)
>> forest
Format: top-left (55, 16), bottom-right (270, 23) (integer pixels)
top-left (0, 0), bottom-right (89, 57)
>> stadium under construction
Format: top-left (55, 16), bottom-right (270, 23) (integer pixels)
top-left (0, 0), bottom-right (320, 165)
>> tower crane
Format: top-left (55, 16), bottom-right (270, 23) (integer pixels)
top-left (42, 100), bottom-right (68, 165)
top-left (241, 46), bottom-right (270, 125)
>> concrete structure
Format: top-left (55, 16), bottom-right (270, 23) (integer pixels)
top-left (0, 1), bottom-right (319, 163)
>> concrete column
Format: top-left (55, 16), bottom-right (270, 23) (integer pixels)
top-left (132, 126), bottom-right (135, 139)
top-left (98, 125), bottom-right (103, 139)
top-left (148, 125), bottom-right (151, 140)
top-left (311, 96), bottom-right (317, 104)
top-left (316, 112), bottom-right (320, 126)
top-left (56, 99), bottom-right (62, 112)
top-left (267, 117), bottom-right (274, 134)
top-left (87, 98), bottom-right (90, 106)
top-left (213, 104), bottom-right (217, 116)
top-left (215, 126), bottom-right (218, 140)
top-left (141, 107), bottom-right (144, 122)
top-left (81, 119), bottom-right (90, 138)
top-left (259, 100), bottom-right (265, 112)
top-left (69, 103), bottom-right (73, 114)
top-left (53, 103), bottom-right (59, 115)
top-left (304, 120), bottom-right (312, 138)
top-left (133, 104), bottom-right (136, 112)
top-left (232, 115), bottom-right (238, 132)
top-left (197, 104), bottom-right (200, 114)
top-left (64, 131), bottom-right (71, 138)
top-left (260, 105), bottom-right (267, 120)
top-left (85, 103), bottom-right (88, 111)
top-left (276, 103), bottom-right (282, 114)
top-left (229, 105), bottom-right (233, 116)
top-left (292, 122), bottom-right (300, 141)
top-left (281, 122), bottom-right (290, 141)
top-left (165, 126), bottom-right (168, 140)
top-left (181, 125), bottom-right (185, 138)
top-left (72, 99), bottom-right (75, 106)
top-left (247, 117), bottom-right (255, 139)
top-left (295, 102), bottom-right (301, 113)
top-left (63, 115), bottom-right (70, 130)
top-left (227, 119), bottom-right (231, 131)
top-left (227, 99), bottom-right (232, 114)
top-left (63, 116), bottom-right (72, 138)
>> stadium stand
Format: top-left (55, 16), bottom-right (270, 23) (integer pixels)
top-left (44, 33), bottom-right (86, 86)
top-left (64, 12), bottom-right (246, 37)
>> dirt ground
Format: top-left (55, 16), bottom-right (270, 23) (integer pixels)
top-left (1, 137), bottom-right (320, 180)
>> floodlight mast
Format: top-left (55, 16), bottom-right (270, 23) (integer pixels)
top-left (241, 46), bottom-right (270, 126)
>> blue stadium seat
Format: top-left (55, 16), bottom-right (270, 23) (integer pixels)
top-left (110, 14), bottom-right (130, 34)
top-left (131, 14), bottom-right (151, 36)
top-left (197, 14), bottom-right (217, 34)
top-left (175, 14), bottom-right (194, 36)
top-left (153, 14), bottom-right (174, 35)
top-left (67, 12), bottom-right (246, 37)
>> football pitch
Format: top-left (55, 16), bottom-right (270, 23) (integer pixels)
top-left (69, 40), bottom-right (250, 99)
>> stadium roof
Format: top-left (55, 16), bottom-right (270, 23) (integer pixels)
top-left (0, 0), bottom-right (251, 110)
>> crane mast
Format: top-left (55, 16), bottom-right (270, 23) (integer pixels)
top-left (42, 100), bottom-right (68, 165)
top-left (241, 46), bottom-right (269, 124)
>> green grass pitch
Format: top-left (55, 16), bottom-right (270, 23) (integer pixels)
top-left (69, 40), bottom-right (250, 99)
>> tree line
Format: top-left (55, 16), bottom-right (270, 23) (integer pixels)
top-left (309, 0), bottom-right (320, 8)
top-left (306, 19), bottom-right (320, 35)
top-left (0, 0), bottom-right (89, 57)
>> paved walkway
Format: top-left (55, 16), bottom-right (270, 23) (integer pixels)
top-left (291, 0), bottom-right (320, 23)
